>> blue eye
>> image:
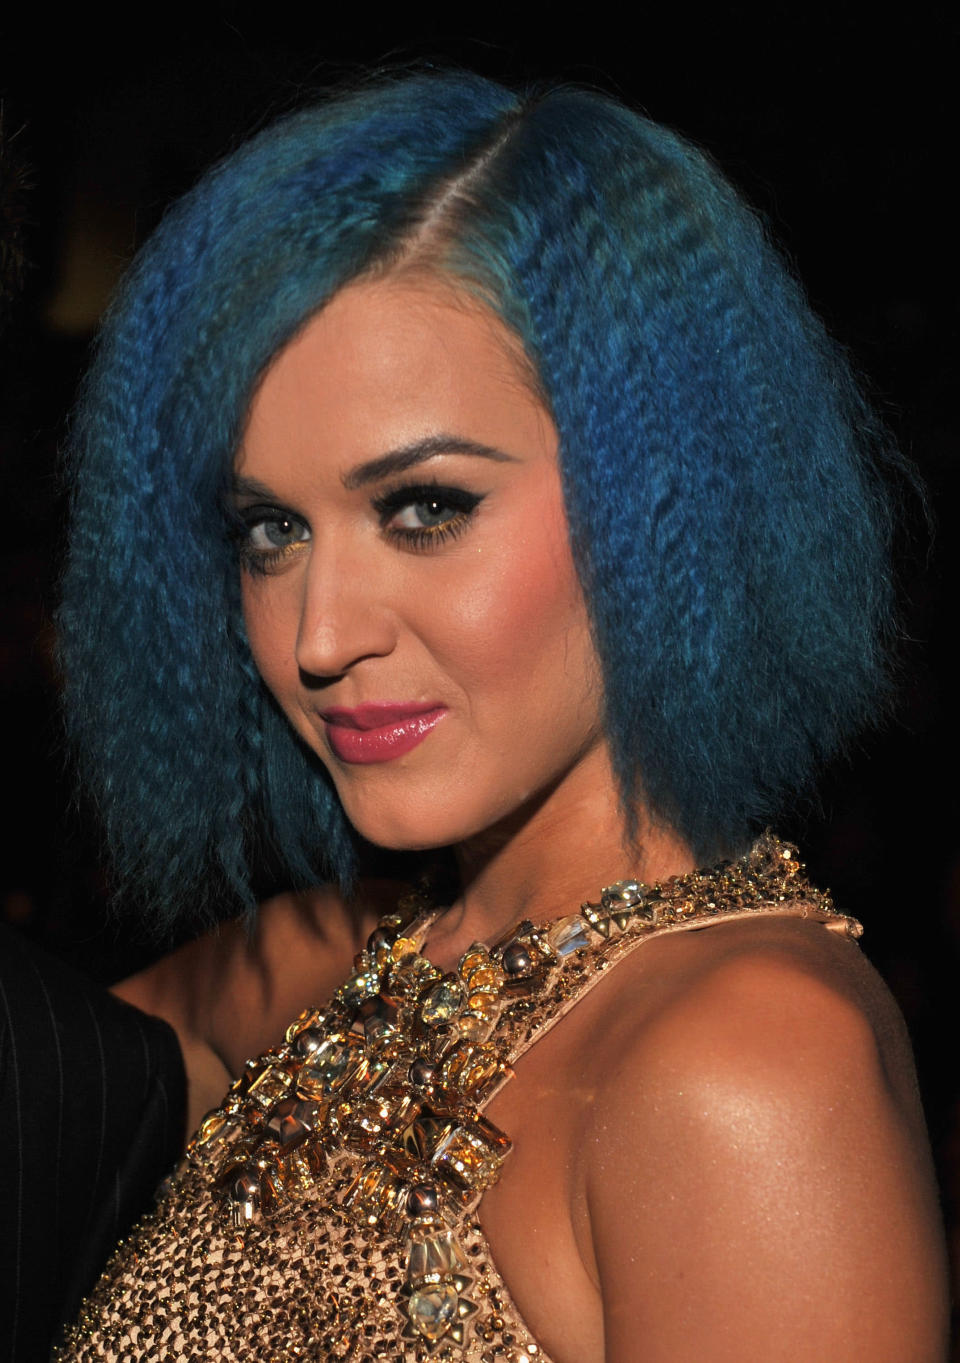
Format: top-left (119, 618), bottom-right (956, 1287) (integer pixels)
top-left (389, 498), bottom-right (461, 530)
top-left (373, 482), bottom-right (484, 549)
top-left (236, 507), bottom-right (310, 574)
top-left (248, 515), bottom-right (309, 549)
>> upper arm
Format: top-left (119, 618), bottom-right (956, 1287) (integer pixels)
top-left (587, 949), bottom-right (948, 1363)
top-left (111, 881), bottom-right (385, 1134)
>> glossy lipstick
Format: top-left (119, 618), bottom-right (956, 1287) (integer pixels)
top-left (320, 704), bottom-right (447, 765)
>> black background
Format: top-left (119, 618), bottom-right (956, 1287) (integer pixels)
top-left (1, 3), bottom-right (958, 1330)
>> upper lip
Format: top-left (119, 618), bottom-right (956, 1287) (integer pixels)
top-left (318, 703), bottom-right (446, 731)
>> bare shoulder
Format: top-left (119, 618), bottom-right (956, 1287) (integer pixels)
top-left (112, 878), bottom-right (398, 1133)
top-left (588, 913), bottom-right (927, 1139)
top-left (584, 914), bottom-right (949, 1362)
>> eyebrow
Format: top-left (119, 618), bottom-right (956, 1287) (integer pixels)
top-left (231, 434), bottom-right (517, 505)
top-left (341, 434), bottom-right (517, 489)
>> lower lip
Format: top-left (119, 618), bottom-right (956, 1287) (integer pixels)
top-left (323, 709), bottom-right (447, 765)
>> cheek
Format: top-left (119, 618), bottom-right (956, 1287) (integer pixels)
top-left (433, 512), bottom-right (596, 698)
top-left (241, 578), bottom-right (298, 698)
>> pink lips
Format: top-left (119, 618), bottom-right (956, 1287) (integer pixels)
top-left (319, 703), bottom-right (447, 765)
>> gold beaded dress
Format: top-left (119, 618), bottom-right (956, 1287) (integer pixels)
top-left (58, 837), bottom-right (860, 1362)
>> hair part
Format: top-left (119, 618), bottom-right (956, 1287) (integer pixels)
top-left (59, 71), bottom-right (900, 933)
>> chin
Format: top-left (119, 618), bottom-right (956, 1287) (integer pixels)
top-left (338, 800), bottom-right (462, 855)
top-left (335, 779), bottom-right (505, 855)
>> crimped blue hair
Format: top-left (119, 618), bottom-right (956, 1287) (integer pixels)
top-left (60, 71), bottom-right (898, 930)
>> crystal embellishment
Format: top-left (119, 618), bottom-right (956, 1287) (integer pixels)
top-left (547, 914), bottom-right (591, 957)
top-left (600, 879), bottom-right (642, 910)
top-left (182, 833), bottom-right (850, 1352)
top-left (406, 1229), bottom-right (467, 1279)
top-left (420, 976), bottom-right (466, 1025)
top-left (297, 1035), bottom-right (363, 1097)
top-left (407, 1283), bottom-right (460, 1342)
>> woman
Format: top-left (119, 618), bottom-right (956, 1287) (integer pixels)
top-left (57, 72), bottom-right (947, 1360)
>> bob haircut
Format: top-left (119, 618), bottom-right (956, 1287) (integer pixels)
top-left (60, 71), bottom-right (897, 930)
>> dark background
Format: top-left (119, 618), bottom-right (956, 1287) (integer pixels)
top-left (2, 1), bottom-right (958, 1330)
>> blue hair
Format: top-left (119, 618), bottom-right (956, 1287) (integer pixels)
top-left (59, 72), bottom-right (898, 930)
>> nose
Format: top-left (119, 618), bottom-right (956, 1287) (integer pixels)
top-left (293, 545), bottom-right (397, 680)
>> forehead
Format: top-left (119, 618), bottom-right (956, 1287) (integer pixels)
top-left (239, 275), bottom-right (553, 475)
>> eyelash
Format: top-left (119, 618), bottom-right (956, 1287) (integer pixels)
top-left (373, 481), bottom-right (484, 549)
top-left (235, 481), bottom-right (484, 576)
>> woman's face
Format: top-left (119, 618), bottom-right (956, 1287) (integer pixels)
top-left (235, 274), bottom-right (605, 851)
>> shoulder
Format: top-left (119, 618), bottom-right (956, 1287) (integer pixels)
top-left (583, 915), bottom-right (948, 1361)
top-left (588, 911), bottom-right (914, 1115)
top-left (113, 878), bottom-right (398, 1133)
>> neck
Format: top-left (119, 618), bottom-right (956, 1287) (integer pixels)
top-left (423, 745), bottom-right (695, 972)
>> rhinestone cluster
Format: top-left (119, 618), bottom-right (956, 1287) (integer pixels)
top-left (189, 889), bottom-right (536, 1350)
top-left (188, 833), bottom-right (851, 1350)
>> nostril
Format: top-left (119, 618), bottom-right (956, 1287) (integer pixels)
top-left (297, 666), bottom-right (344, 691)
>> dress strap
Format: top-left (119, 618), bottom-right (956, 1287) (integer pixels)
top-left (470, 834), bottom-right (861, 1084)
top-left (497, 900), bottom-right (860, 1075)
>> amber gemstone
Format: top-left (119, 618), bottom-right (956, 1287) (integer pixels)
top-left (227, 1164), bottom-right (262, 1227)
top-left (347, 1163), bottom-right (405, 1222)
top-left (467, 991), bottom-right (498, 1017)
top-left (354, 1090), bottom-right (418, 1137)
top-left (454, 1014), bottom-right (488, 1042)
top-left (366, 925), bottom-right (394, 955)
top-left (246, 1065), bottom-right (295, 1108)
top-left (400, 1110), bottom-right (452, 1161)
top-left (265, 1097), bottom-right (317, 1148)
top-left (283, 1007), bottom-right (329, 1043)
top-left (228, 1165), bottom-right (261, 1201)
top-left (193, 1111), bottom-right (245, 1160)
top-left (432, 1120), bottom-right (511, 1190)
top-left (390, 935), bottom-right (419, 963)
top-left (465, 965), bottom-right (501, 992)
top-left (441, 1042), bottom-right (499, 1094)
top-left (258, 1146), bottom-right (322, 1205)
top-left (459, 948), bottom-right (489, 975)
top-left (351, 1052), bottom-right (396, 1095)
top-left (297, 1035), bottom-right (363, 1098)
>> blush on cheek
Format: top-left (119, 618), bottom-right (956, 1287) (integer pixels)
top-left (442, 528), bottom-right (588, 687)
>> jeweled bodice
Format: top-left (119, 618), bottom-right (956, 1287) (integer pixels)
top-left (57, 836), bottom-right (859, 1362)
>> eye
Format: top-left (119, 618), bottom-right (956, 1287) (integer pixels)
top-left (373, 482), bottom-right (484, 550)
top-left (235, 506), bottom-right (310, 574)
top-left (389, 497), bottom-right (461, 530)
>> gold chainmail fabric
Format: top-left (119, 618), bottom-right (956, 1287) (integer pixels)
top-left (57, 835), bottom-right (860, 1362)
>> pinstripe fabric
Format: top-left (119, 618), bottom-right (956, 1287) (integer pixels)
top-left (0, 925), bottom-right (186, 1362)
